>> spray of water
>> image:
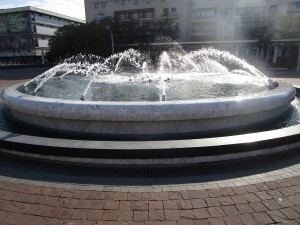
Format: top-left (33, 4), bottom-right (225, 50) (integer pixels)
top-left (24, 47), bottom-right (274, 101)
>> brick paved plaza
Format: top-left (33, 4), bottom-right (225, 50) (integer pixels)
top-left (0, 67), bottom-right (299, 224)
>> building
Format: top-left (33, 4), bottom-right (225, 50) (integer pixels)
top-left (0, 6), bottom-right (85, 65)
top-left (84, 0), bottom-right (191, 41)
top-left (84, 0), bottom-right (300, 70)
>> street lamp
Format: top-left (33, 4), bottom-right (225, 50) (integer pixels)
top-left (105, 25), bottom-right (114, 55)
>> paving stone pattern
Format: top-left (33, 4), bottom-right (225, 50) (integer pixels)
top-left (0, 176), bottom-right (299, 224)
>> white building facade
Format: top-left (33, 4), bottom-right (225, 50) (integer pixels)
top-left (84, 0), bottom-right (300, 69)
top-left (0, 6), bottom-right (84, 64)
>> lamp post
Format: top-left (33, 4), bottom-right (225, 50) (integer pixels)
top-left (105, 26), bottom-right (114, 55)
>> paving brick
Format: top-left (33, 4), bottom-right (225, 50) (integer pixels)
top-left (232, 186), bottom-right (248, 195)
top-left (160, 221), bottom-right (177, 225)
top-left (221, 205), bottom-right (240, 216)
top-left (102, 210), bottom-right (118, 221)
top-left (262, 199), bottom-right (281, 210)
top-left (0, 199), bottom-right (9, 210)
top-left (142, 193), bottom-right (155, 201)
top-left (191, 199), bottom-right (207, 208)
top-left (193, 208), bottom-right (210, 219)
top-left (255, 191), bottom-right (273, 201)
top-left (149, 201), bottom-right (163, 210)
top-left (179, 210), bottom-right (195, 220)
top-left (249, 201), bottom-right (268, 212)
top-left (117, 210), bottom-right (133, 221)
top-left (71, 209), bottom-right (89, 220)
top-left (280, 208), bottom-right (300, 220)
top-left (231, 195), bottom-right (248, 204)
top-left (41, 206), bottom-right (60, 218)
top-left (134, 211), bottom-right (148, 222)
top-left (177, 200), bottom-right (193, 210)
top-left (113, 192), bottom-right (128, 201)
top-left (133, 201), bottom-right (149, 211)
top-left (75, 200), bottom-right (104, 210)
top-left (255, 183), bottom-right (270, 191)
top-left (244, 185), bottom-right (260, 193)
top-left (221, 187), bottom-right (235, 196)
top-left (85, 191), bottom-right (102, 200)
top-left (267, 190), bottom-right (284, 198)
top-left (219, 196), bottom-right (234, 206)
top-left (264, 181), bottom-right (282, 189)
top-left (279, 188), bottom-right (297, 197)
top-left (236, 204), bottom-right (255, 214)
top-left (208, 217), bottom-right (226, 225)
top-left (62, 198), bottom-right (79, 208)
top-left (267, 210), bottom-right (288, 223)
top-left (0, 211), bottom-right (10, 223)
top-left (243, 193), bottom-right (260, 203)
top-left (154, 192), bottom-right (169, 201)
top-left (164, 210), bottom-right (180, 220)
top-left (61, 191), bottom-right (74, 198)
top-left (223, 216), bottom-right (243, 225)
top-left (176, 220), bottom-right (194, 225)
top-left (17, 214), bottom-right (48, 225)
top-left (208, 206), bottom-right (226, 218)
top-left (168, 192), bottom-right (181, 200)
top-left (149, 210), bottom-right (164, 221)
top-left (293, 205), bottom-right (300, 214)
top-left (127, 192), bottom-right (142, 201)
top-left (253, 212), bottom-right (274, 224)
top-left (86, 209), bottom-right (103, 221)
top-left (119, 201), bottom-right (134, 211)
top-left (238, 214), bottom-right (259, 225)
top-left (163, 200), bottom-right (178, 210)
top-left (12, 193), bottom-right (39, 204)
top-left (181, 191), bottom-right (193, 200)
top-left (288, 194), bottom-right (300, 205)
top-left (275, 198), bottom-right (295, 208)
top-left (204, 198), bottom-right (220, 207)
top-left (193, 219), bottom-right (210, 225)
top-left (56, 208), bottom-right (75, 219)
top-left (193, 190), bottom-right (209, 199)
top-left (101, 192), bottom-right (115, 200)
top-left (208, 189), bottom-right (223, 198)
top-left (104, 200), bottom-right (120, 210)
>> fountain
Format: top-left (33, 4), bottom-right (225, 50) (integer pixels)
top-left (0, 47), bottom-right (299, 166)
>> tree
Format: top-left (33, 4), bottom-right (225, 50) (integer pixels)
top-left (280, 14), bottom-right (300, 39)
top-left (47, 17), bottom-right (180, 61)
top-left (47, 22), bottom-right (111, 61)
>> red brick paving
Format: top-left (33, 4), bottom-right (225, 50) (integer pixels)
top-left (0, 176), bottom-right (297, 224)
top-left (1, 69), bottom-right (300, 224)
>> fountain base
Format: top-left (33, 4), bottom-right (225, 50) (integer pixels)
top-left (1, 81), bottom-right (296, 138)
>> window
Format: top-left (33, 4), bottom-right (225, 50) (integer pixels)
top-left (192, 8), bottom-right (216, 19)
top-left (192, 22), bottom-right (216, 33)
top-left (288, 2), bottom-right (300, 13)
top-left (226, 8), bottom-right (233, 16)
top-left (163, 8), bottom-right (169, 17)
top-left (170, 8), bottom-right (177, 17)
top-left (253, 7), bottom-right (265, 17)
top-left (236, 7), bottom-right (251, 17)
top-left (269, 5), bottom-right (277, 14)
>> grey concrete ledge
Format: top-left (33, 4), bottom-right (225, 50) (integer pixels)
top-left (0, 84), bottom-right (299, 166)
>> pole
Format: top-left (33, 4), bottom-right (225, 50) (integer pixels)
top-left (297, 41), bottom-right (300, 71)
top-left (106, 26), bottom-right (114, 55)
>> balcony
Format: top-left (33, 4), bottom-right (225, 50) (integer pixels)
top-left (161, 12), bottom-right (178, 19)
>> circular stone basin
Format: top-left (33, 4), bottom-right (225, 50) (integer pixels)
top-left (1, 81), bottom-right (296, 138)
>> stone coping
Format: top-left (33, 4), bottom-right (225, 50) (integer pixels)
top-left (0, 86), bottom-right (299, 165)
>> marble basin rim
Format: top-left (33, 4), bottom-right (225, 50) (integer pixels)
top-left (0, 81), bottom-right (296, 136)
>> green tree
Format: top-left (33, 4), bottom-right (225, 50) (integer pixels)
top-left (47, 22), bottom-right (111, 61)
top-left (280, 14), bottom-right (300, 39)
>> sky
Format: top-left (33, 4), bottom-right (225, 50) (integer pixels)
top-left (0, 0), bottom-right (86, 20)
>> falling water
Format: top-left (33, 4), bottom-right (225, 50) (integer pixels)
top-left (23, 48), bottom-right (273, 101)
